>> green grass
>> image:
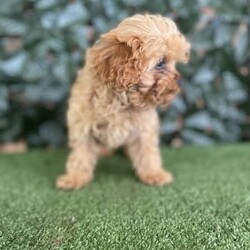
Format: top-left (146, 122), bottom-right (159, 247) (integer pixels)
top-left (0, 144), bottom-right (250, 249)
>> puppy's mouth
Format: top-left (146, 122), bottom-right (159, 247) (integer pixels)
top-left (146, 80), bottom-right (180, 106)
top-left (127, 78), bottom-right (180, 110)
top-left (143, 69), bottom-right (180, 105)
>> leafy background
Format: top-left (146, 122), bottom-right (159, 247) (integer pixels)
top-left (0, 0), bottom-right (249, 148)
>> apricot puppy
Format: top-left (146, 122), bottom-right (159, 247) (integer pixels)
top-left (56, 14), bottom-right (190, 190)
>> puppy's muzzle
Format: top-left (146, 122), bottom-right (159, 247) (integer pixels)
top-left (168, 70), bottom-right (180, 81)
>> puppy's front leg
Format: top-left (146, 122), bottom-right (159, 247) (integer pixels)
top-left (56, 142), bottom-right (97, 190)
top-left (126, 130), bottom-right (173, 186)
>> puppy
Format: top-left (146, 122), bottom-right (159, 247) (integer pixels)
top-left (56, 14), bottom-right (190, 190)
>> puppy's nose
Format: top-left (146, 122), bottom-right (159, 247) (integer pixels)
top-left (173, 71), bottom-right (180, 80)
top-left (167, 64), bottom-right (180, 81)
top-left (169, 70), bottom-right (179, 81)
top-left (167, 63), bottom-right (180, 80)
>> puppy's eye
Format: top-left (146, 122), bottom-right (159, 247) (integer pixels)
top-left (155, 59), bottom-right (165, 70)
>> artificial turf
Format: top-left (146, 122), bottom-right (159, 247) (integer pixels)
top-left (0, 144), bottom-right (250, 249)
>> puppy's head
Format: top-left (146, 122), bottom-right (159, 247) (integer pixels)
top-left (89, 14), bottom-right (190, 109)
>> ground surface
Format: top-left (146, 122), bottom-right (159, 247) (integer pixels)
top-left (0, 144), bottom-right (250, 249)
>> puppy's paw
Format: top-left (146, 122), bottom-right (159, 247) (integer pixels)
top-left (138, 169), bottom-right (173, 186)
top-left (56, 172), bottom-right (93, 190)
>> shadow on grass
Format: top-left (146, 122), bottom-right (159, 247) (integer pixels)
top-left (28, 150), bottom-right (135, 188)
top-left (95, 151), bottom-right (135, 182)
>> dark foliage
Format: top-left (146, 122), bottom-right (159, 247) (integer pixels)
top-left (0, 0), bottom-right (249, 147)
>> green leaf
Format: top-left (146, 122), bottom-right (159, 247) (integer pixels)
top-left (210, 117), bottom-right (226, 136)
top-left (226, 90), bottom-right (247, 102)
top-left (22, 61), bottom-right (45, 81)
top-left (185, 111), bottom-right (211, 130)
top-left (182, 129), bottom-right (215, 145)
top-left (24, 83), bottom-right (43, 103)
top-left (222, 72), bottom-right (241, 89)
top-left (103, 0), bottom-right (119, 17)
top-left (0, 17), bottom-right (28, 35)
top-left (216, 103), bottom-right (246, 122)
top-left (0, 86), bottom-right (9, 113)
top-left (160, 120), bottom-right (180, 134)
top-left (0, 112), bottom-right (23, 142)
top-left (52, 55), bottom-right (71, 84)
top-left (215, 121), bottom-right (240, 141)
top-left (191, 17), bottom-right (214, 50)
top-left (214, 22), bottom-right (234, 48)
top-left (24, 79), bottom-right (67, 104)
top-left (170, 96), bottom-right (187, 113)
top-left (222, 72), bottom-right (247, 102)
top-left (35, 0), bottom-right (62, 10)
top-left (57, 1), bottom-right (89, 28)
top-left (93, 16), bottom-right (111, 33)
top-left (232, 23), bottom-right (249, 64)
top-left (0, 0), bottom-right (23, 15)
top-left (182, 81), bottom-right (202, 104)
top-left (40, 11), bottom-right (58, 30)
top-left (39, 120), bottom-right (65, 146)
top-left (70, 25), bottom-right (90, 49)
top-left (0, 52), bottom-right (28, 76)
top-left (32, 37), bottom-right (65, 58)
top-left (193, 64), bottom-right (216, 85)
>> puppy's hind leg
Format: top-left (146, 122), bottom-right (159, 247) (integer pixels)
top-left (56, 141), bottom-right (98, 190)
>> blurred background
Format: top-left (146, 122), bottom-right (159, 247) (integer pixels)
top-left (0, 0), bottom-right (249, 151)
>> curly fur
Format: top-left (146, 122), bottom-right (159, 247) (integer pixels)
top-left (56, 14), bottom-right (190, 189)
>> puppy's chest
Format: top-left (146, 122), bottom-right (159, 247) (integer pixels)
top-left (90, 113), bottom-right (137, 148)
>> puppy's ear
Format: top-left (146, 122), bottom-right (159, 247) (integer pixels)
top-left (89, 33), bottom-right (143, 89)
